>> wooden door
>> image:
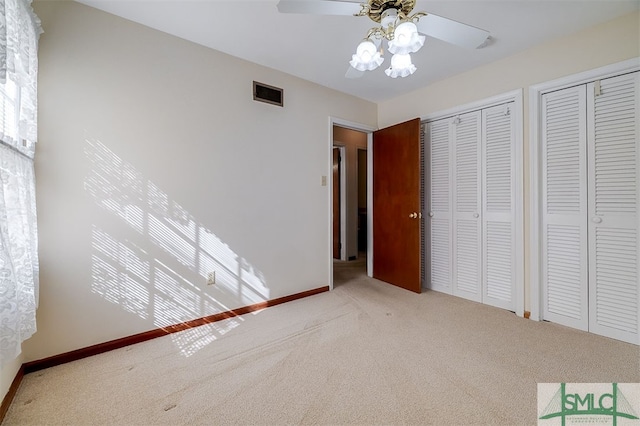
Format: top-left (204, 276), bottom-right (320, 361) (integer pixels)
top-left (333, 147), bottom-right (341, 259)
top-left (373, 118), bottom-right (422, 293)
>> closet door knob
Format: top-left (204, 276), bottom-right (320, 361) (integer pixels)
top-left (473, 213), bottom-right (479, 218)
top-left (592, 216), bottom-right (602, 223)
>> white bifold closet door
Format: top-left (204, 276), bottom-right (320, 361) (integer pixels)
top-left (542, 72), bottom-right (639, 344)
top-left (541, 85), bottom-right (589, 331)
top-left (452, 111), bottom-right (482, 302)
top-left (425, 102), bottom-right (517, 312)
top-left (426, 119), bottom-right (452, 294)
top-left (482, 103), bottom-right (517, 310)
top-left (587, 73), bottom-right (639, 344)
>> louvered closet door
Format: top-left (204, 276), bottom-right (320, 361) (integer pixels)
top-left (541, 86), bottom-right (589, 331)
top-left (482, 103), bottom-right (516, 311)
top-left (426, 119), bottom-right (452, 294)
top-left (587, 72), bottom-right (640, 344)
top-left (452, 111), bottom-right (482, 302)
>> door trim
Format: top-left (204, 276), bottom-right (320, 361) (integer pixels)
top-left (328, 117), bottom-right (375, 291)
top-left (529, 57), bottom-right (640, 322)
top-left (422, 89), bottom-right (524, 317)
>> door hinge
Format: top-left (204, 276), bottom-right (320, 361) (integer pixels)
top-left (594, 80), bottom-right (602, 97)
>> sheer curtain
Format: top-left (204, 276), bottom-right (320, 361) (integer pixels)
top-left (0, 0), bottom-right (42, 367)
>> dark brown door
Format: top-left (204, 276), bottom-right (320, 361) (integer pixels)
top-left (373, 118), bottom-right (421, 293)
top-left (332, 147), bottom-right (341, 260)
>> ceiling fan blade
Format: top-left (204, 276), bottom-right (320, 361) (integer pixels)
top-left (416, 13), bottom-right (490, 49)
top-left (277, 0), bottom-right (362, 16)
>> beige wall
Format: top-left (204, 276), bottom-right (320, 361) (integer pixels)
top-left (378, 11), bottom-right (640, 311)
top-left (25, 1), bottom-right (376, 362)
top-left (333, 126), bottom-right (368, 259)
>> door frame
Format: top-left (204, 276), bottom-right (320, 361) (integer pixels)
top-left (328, 117), bottom-right (375, 291)
top-left (421, 89), bottom-right (525, 317)
top-left (529, 57), bottom-right (640, 322)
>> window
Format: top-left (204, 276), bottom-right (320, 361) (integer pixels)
top-left (0, 78), bottom-right (19, 141)
top-left (0, 0), bottom-right (42, 366)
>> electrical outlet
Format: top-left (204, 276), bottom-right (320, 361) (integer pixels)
top-left (207, 271), bottom-right (215, 285)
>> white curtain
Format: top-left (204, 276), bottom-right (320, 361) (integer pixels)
top-left (0, 0), bottom-right (41, 367)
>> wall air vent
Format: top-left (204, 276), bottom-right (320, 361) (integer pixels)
top-left (253, 81), bottom-right (284, 107)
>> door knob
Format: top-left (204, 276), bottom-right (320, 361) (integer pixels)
top-left (409, 212), bottom-right (418, 219)
top-left (428, 211), bottom-right (434, 217)
top-left (473, 213), bottom-right (479, 218)
top-left (592, 216), bottom-right (602, 223)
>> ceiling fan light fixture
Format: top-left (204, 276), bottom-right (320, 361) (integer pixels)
top-left (277, 0), bottom-right (492, 80)
top-left (387, 21), bottom-right (425, 54)
top-left (349, 39), bottom-right (384, 71)
top-left (384, 53), bottom-right (416, 78)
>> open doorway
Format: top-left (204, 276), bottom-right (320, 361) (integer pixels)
top-left (332, 125), bottom-right (368, 287)
top-left (332, 146), bottom-right (345, 260)
top-left (357, 148), bottom-right (367, 256)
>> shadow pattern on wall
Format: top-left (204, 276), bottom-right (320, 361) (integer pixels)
top-left (83, 138), bottom-right (269, 357)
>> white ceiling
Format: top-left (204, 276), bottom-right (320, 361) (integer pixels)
top-left (74, 0), bottom-right (639, 103)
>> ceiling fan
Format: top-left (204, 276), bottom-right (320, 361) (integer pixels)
top-left (277, 0), bottom-right (491, 79)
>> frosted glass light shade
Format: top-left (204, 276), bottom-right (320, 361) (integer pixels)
top-left (349, 40), bottom-right (384, 71)
top-left (387, 21), bottom-right (425, 55)
top-left (385, 53), bottom-right (416, 78)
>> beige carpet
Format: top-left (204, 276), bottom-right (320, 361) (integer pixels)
top-left (4, 258), bottom-right (639, 425)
